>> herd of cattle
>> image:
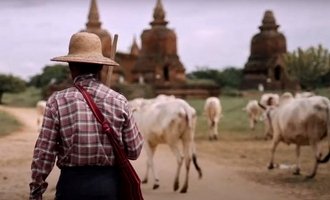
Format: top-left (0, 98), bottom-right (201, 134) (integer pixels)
top-left (35, 90), bottom-right (330, 192)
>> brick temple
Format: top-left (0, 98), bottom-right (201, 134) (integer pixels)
top-left (82, 0), bottom-right (219, 98)
top-left (241, 10), bottom-right (297, 90)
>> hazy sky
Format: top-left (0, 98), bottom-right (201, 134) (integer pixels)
top-left (0, 0), bottom-right (329, 80)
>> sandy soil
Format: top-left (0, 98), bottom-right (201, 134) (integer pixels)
top-left (0, 106), bottom-right (299, 200)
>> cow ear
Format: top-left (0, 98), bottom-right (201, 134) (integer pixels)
top-left (258, 102), bottom-right (266, 110)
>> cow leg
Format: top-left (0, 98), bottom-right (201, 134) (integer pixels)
top-left (208, 119), bottom-right (216, 140)
top-left (180, 141), bottom-right (191, 193)
top-left (306, 143), bottom-right (321, 179)
top-left (143, 143), bottom-right (160, 189)
top-left (142, 144), bottom-right (151, 184)
top-left (268, 139), bottom-right (280, 169)
top-left (293, 145), bottom-right (301, 175)
top-left (142, 159), bottom-right (149, 184)
top-left (169, 144), bottom-right (183, 191)
top-left (213, 121), bottom-right (219, 140)
top-left (249, 117), bottom-right (255, 130)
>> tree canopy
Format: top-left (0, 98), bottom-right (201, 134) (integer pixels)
top-left (0, 74), bottom-right (26, 104)
top-left (284, 45), bottom-right (330, 89)
top-left (28, 64), bottom-right (71, 99)
top-left (28, 64), bottom-right (70, 88)
top-left (187, 66), bottom-right (243, 89)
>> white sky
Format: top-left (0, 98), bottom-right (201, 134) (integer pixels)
top-left (0, 0), bottom-right (329, 80)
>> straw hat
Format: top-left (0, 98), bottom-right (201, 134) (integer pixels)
top-left (51, 32), bottom-right (119, 66)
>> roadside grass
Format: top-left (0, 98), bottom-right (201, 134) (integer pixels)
top-left (0, 86), bottom-right (41, 137)
top-left (0, 110), bottom-right (21, 137)
top-left (3, 86), bottom-right (42, 107)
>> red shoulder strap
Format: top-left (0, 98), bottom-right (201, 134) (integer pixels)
top-left (75, 84), bottom-right (104, 124)
top-left (74, 84), bottom-right (128, 163)
top-left (74, 84), bottom-right (144, 200)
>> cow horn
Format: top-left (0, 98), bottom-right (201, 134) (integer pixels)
top-left (317, 148), bottom-right (330, 163)
top-left (258, 102), bottom-right (266, 110)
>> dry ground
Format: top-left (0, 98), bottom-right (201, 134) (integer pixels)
top-left (196, 135), bottom-right (330, 200)
top-left (0, 106), bottom-right (329, 200)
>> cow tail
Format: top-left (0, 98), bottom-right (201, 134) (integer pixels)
top-left (191, 142), bottom-right (202, 179)
top-left (318, 105), bottom-right (330, 163)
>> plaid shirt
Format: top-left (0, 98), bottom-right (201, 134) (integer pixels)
top-left (29, 74), bottom-right (143, 200)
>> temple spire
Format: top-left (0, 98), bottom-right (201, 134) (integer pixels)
top-left (150, 0), bottom-right (168, 27)
top-left (86, 0), bottom-right (102, 30)
top-left (259, 10), bottom-right (279, 31)
top-left (130, 36), bottom-right (140, 56)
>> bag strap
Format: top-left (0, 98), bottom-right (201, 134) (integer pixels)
top-left (74, 84), bottom-right (128, 165)
top-left (75, 84), bottom-right (105, 125)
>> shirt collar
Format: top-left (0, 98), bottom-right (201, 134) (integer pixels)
top-left (73, 74), bottom-right (97, 84)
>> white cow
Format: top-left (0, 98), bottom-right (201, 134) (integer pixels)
top-left (243, 100), bottom-right (263, 130)
top-left (278, 92), bottom-right (294, 106)
top-left (128, 94), bottom-right (175, 111)
top-left (36, 100), bottom-right (47, 132)
top-left (204, 97), bottom-right (222, 140)
top-left (261, 96), bottom-right (330, 178)
top-left (295, 91), bottom-right (315, 98)
top-left (260, 93), bottom-right (279, 107)
top-left (133, 98), bottom-right (202, 193)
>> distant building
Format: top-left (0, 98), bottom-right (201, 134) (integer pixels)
top-left (81, 0), bottom-right (113, 58)
top-left (79, 0), bottom-right (219, 98)
top-left (241, 10), bottom-right (297, 90)
top-left (115, 36), bottom-right (140, 84)
top-left (131, 0), bottom-right (186, 85)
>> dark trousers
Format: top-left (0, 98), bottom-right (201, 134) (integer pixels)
top-left (55, 166), bottom-right (119, 200)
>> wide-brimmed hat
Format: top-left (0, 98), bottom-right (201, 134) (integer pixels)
top-left (51, 32), bottom-right (119, 66)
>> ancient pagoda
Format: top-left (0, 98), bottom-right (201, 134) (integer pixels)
top-left (241, 10), bottom-right (296, 90)
top-left (115, 36), bottom-right (140, 83)
top-left (131, 0), bottom-right (186, 84)
top-left (80, 0), bottom-right (124, 84)
top-left (81, 0), bottom-right (112, 57)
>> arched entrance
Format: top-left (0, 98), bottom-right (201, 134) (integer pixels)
top-left (274, 65), bottom-right (281, 81)
top-left (163, 65), bottom-right (170, 81)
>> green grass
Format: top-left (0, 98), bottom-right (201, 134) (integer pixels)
top-left (3, 87), bottom-right (42, 107)
top-left (187, 94), bottom-right (265, 140)
top-left (188, 87), bottom-right (330, 140)
top-left (0, 87), bottom-right (40, 137)
top-left (315, 87), bottom-right (330, 98)
top-left (0, 111), bottom-right (21, 137)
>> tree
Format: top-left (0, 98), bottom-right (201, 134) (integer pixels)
top-left (218, 67), bottom-right (243, 88)
top-left (187, 67), bottom-right (219, 80)
top-left (28, 64), bottom-right (71, 99)
top-left (28, 64), bottom-right (70, 88)
top-left (0, 74), bottom-right (26, 104)
top-left (187, 66), bottom-right (243, 89)
top-left (284, 45), bottom-right (330, 89)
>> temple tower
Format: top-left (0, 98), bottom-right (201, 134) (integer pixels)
top-left (81, 0), bottom-right (112, 57)
top-left (242, 10), bottom-right (294, 90)
top-left (115, 37), bottom-right (140, 83)
top-left (81, 0), bottom-right (125, 84)
top-left (132, 0), bottom-right (186, 84)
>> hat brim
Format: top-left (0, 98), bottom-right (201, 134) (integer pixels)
top-left (51, 55), bottom-right (119, 66)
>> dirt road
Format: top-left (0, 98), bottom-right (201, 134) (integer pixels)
top-left (0, 106), bottom-right (299, 200)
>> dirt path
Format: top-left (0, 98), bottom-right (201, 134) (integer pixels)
top-left (0, 106), bottom-right (299, 200)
